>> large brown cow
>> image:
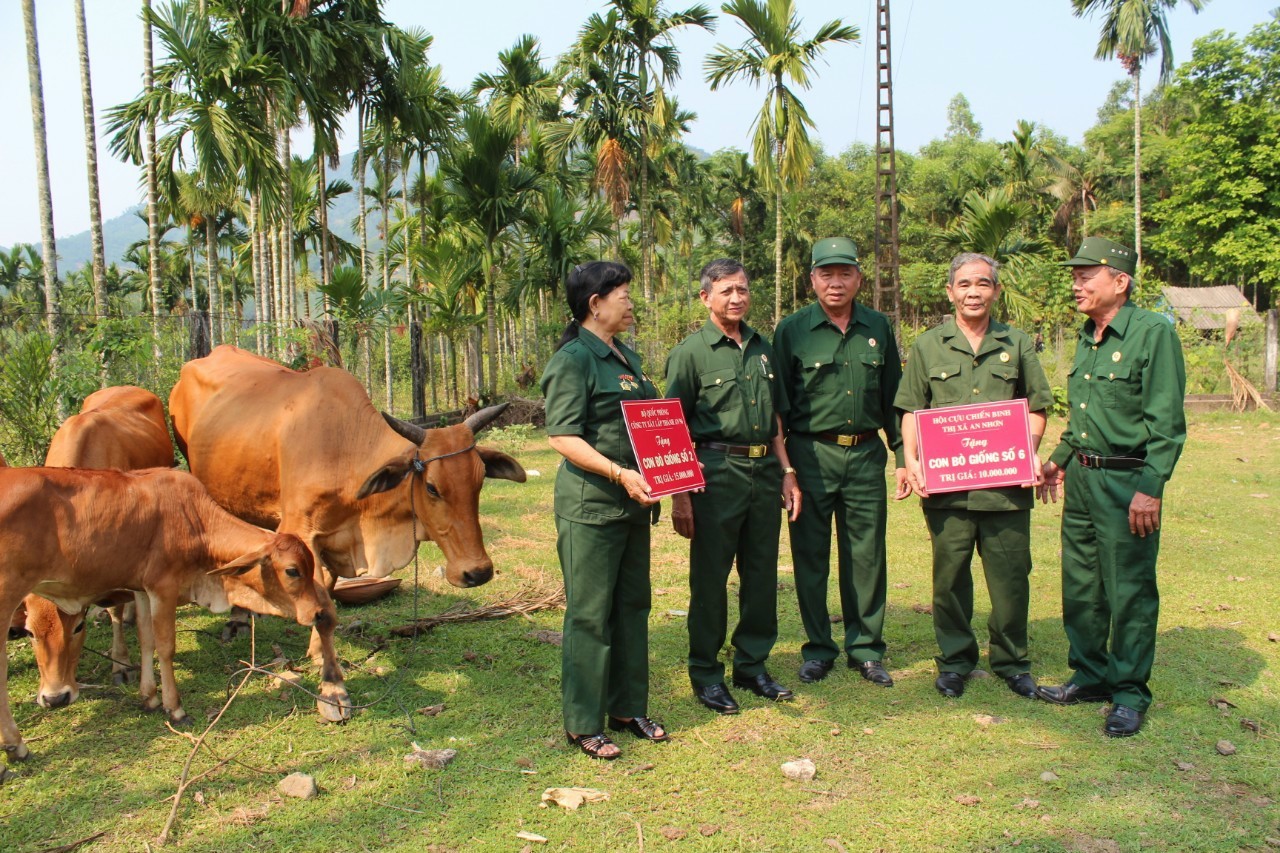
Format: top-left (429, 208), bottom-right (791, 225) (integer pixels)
top-left (23, 386), bottom-right (177, 707)
top-left (0, 467), bottom-right (348, 763)
top-left (169, 346), bottom-right (526, 590)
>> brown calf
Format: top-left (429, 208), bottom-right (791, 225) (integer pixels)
top-left (0, 467), bottom-right (350, 764)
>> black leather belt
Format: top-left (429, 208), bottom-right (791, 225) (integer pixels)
top-left (697, 441), bottom-right (771, 458)
top-left (796, 430), bottom-right (879, 447)
top-left (1075, 451), bottom-right (1145, 469)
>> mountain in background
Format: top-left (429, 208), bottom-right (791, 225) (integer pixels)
top-left (2, 150), bottom-right (381, 270)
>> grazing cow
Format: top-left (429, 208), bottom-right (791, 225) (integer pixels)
top-left (169, 345), bottom-right (526, 589)
top-left (22, 386), bottom-right (177, 708)
top-left (0, 467), bottom-right (349, 763)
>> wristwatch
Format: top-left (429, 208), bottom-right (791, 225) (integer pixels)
top-left (782, 466), bottom-right (797, 475)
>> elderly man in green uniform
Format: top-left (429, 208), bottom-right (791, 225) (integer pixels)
top-left (1038, 237), bottom-right (1187, 738)
top-left (773, 238), bottom-right (909, 686)
top-left (666, 259), bottom-right (803, 714)
top-left (895, 253), bottom-right (1054, 700)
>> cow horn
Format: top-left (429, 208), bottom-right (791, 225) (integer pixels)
top-left (463, 402), bottom-right (510, 435)
top-left (381, 412), bottom-right (427, 445)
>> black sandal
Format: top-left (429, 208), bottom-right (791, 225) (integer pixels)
top-left (608, 716), bottom-right (670, 742)
top-left (566, 731), bottom-right (621, 760)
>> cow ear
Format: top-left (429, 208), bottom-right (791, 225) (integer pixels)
top-left (357, 457), bottom-right (413, 500)
top-left (211, 547), bottom-right (271, 576)
top-left (478, 446), bottom-right (527, 483)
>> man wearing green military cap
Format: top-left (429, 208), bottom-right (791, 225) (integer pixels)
top-left (773, 237), bottom-right (909, 687)
top-left (895, 252), bottom-right (1054, 701)
top-left (1038, 236), bottom-right (1187, 738)
top-left (666, 259), bottom-right (803, 715)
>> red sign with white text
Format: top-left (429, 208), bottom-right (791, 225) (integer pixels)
top-left (915, 399), bottom-right (1037, 494)
top-left (621, 399), bottom-right (705, 499)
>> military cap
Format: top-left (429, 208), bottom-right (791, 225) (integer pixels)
top-left (1062, 237), bottom-right (1136, 277)
top-left (811, 237), bottom-right (860, 268)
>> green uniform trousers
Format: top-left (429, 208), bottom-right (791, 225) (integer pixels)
top-left (556, 515), bottom-right (652, 734)
top-left (1061, 465), bottom-right (1161, 713)
top-left (923, 507), bottom-right (1032, 678)
top-left (787, 435), bottom-right (889, 664)
top-left (688, 452), bottom-right (783, 687)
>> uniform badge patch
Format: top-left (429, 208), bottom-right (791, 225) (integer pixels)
top-left (1112, 352), bottom-right (1122, 362)
top-left (999, 351), bottom-right (1010, 362)
top-left (619, 374), bottom-right (639, 391)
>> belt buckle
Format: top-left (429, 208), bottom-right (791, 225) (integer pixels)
top-left (836, 434), bottom-right (854, 447)
top-left (1079, 453), bottom-right (1095, 468)
top-left (748, 444), bottom-right (766, 458)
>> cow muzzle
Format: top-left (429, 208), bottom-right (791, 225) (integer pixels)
top-left (461, 565), bottom-right (494, 588)
top-left (37, 688), bottom-right (76, 710)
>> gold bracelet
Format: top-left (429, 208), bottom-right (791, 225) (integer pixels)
top-left (610, 463), bottom-right (620, 484)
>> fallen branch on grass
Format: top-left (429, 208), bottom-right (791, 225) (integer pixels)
top-left (391, 584), bottom-right (565, 637)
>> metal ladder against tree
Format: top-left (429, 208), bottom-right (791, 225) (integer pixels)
top-left (872, 0), bottom-right (902, 336)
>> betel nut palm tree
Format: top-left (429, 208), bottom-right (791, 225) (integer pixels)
top-left (706, 0), bottom-right (858, 326)
top-left (1071, 0), bottom-right (1209, 271)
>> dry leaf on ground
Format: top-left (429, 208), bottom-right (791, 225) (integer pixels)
top-left (911, 603), bottom-right (933, 615)
top-left (954, 794), bottom-right (982, 806)
top-left (1040, 771), bottom-right (1059, 782)
top-left (404, 744), bottom-right (457, 769)
top-left (660, 827), bottom-right (686, 840)
top-left (541, 787), bottom-right (609, 810)
top-left (1216, 740), bottom-right (1237, 756)
top-left (516, 831), bottom-right (548, 843)
top-left (418, 704), bottom-right (445, 716)
top-left (525, 630), bottom-right (563, 646)
top-left (973, 714), bottom-right (1006, 727)
top-left (1174, 761), bottom-right (1195, 772)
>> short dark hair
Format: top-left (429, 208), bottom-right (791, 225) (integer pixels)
top-left (557, 261), bottom-right (633, 350)
top-left (699, 258), bottom-right (746, 293)
top-left (947, 252), bottom-right (1000, 287)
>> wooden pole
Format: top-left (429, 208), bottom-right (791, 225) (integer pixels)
top-left (1265, 308), bottom-right (1278, 394)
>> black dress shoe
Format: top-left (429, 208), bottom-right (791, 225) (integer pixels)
top-left (935, 671), bottom-right (966, 698)
top-left (1036, 682), bottom-right (1112, 705)
top-left (798, 659), bottom-right (835, 683)
top-left (851, 658), bottom-right (894, 687)
top-left (693, 683), bottom-right (740, 715)
top-left (732, 671), bottom-right (795, 701)
top-left (1103, 704), bottom-right (1144, 737)
top-left (1005, 672), bottom-right (1039, 699)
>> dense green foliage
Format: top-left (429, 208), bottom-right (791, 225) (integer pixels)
top-left (3, 3), bottom-right (1277, 448)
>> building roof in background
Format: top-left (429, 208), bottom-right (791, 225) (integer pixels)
top-left (1161, 285), bottom-right (1260, 330)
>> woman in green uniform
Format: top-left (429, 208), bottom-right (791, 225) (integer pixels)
top-left (541, 261), bottom-right (667, 760)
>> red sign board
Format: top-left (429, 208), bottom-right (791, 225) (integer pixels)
top-left (914, 399), bottom-right (1037, 494)
top-left (621, 399), bottom-right (706, 499)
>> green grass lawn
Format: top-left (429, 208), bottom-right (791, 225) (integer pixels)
top-left (3, 412), bottom-right (1278, 852)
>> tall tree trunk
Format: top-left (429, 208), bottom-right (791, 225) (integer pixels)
top-left (22, 0), bottom-right (59, 373)
top-left (206, 217), bottom-right (219, 345)
top-left (74, 0), bottom-right (106, 320)
top-left (250, 194), bottom-right (263, 353)
top-left (639, 57), bottom-right (652, 305)
top-left (356, 105), bottom-right (368, 292)
top-left (316, 146), bottom-right (330, 310)
top-left (280, 126), bottom-right (294, 330)
top-left (143, 0), bottom-right (162, 359)
top-left (1132, 65), bottom-right (1142, 272)
top-left (381, 142), bottom-right (392, 411)
top-left (773, 180), bottom-right (784, 327)
top-left (485, 259), bottom-right (497, 399)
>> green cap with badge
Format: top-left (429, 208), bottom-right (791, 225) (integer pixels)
top-left (811, 237), bottom-right (860, 268)
top-left (1062, 236), bottom-right (1136, 277)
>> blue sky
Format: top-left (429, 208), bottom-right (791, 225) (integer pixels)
top-left (0, 0), bottom-right (1271, 248)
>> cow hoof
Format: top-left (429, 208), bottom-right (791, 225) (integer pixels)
top-left (113, 670), bottom-right (137, 687)
top-left (317, 683), bottom-right (353, 724)
top-left (3, 742), bottom-right (31, 763)
top-left (221, 620), bottom-right (252, 642)
top-left (166, 710), bottom-right (192, 727)
top-left (141, 696), bottom-right (163, 712)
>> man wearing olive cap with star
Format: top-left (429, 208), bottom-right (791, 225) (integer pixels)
top-left (773, 237), bottom-right (908, 688)
top-left (1037, 236), bottom-right (1187, 738)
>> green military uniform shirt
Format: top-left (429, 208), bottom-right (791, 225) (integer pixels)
top-left (772, 301), bottom-right (904, 465)
top-left (542, 326), bottom-right (657, 524)
top-left (1047, 302), bottom-right (1187, 497)
top-left (895, 318), bottom-right (1055, 511)
top-left (664, 320), bottom-right (788, 444)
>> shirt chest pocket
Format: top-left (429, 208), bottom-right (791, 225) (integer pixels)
top-left (859, 352), bottom-right (885, 391)
top-left (798, 352), bottom-right (839, 397)
top-left (1100, 364), bottom-right (1138, 411)
top-left (928, 362), bottom-right (964, 405)
top-left (698, 367), bottom-right (741, 414)
top-left (986, 364), bottom-right (1018, 397)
